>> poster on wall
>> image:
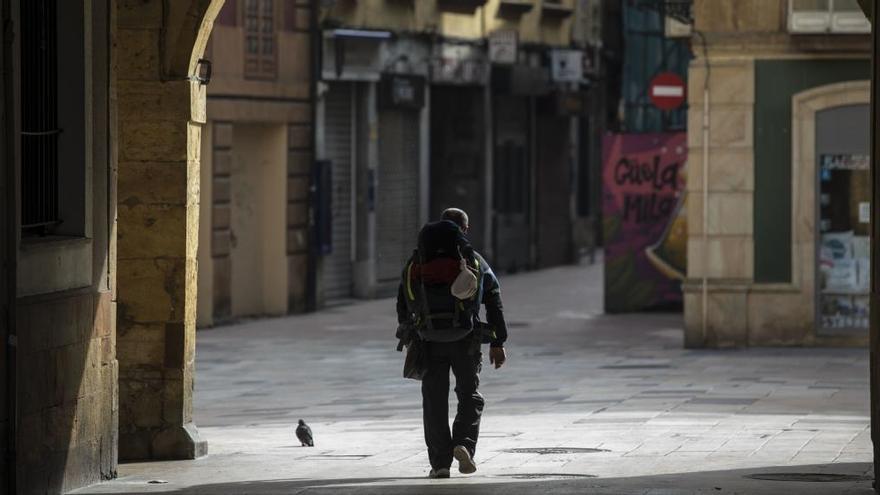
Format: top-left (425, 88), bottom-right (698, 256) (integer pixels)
top-left (602, 132), bottom-right (687, 313)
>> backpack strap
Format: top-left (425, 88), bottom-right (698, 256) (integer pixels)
top-left (415, 243), bottom-right (435, 333)
top-left (400, 251), bottom-right (419, 319)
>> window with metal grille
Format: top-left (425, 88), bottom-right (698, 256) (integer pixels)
top-left (21, 0), bottom-right (60, 234)
top-left (244, 0), bottom-right (277, 80)
top-left (21, 0), bottom-right (87, 238)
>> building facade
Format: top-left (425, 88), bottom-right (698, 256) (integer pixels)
top-left (3, 0), bottom-right (227, 492)
top-left (683, 0), bottom-right (872, 347)
top-left (196, 0), bottom-right (315, 327)
top-left (315, 0), bottom-right (602, 305)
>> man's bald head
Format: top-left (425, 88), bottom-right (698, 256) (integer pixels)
top-left (441, 208), bottom-right (469, 232)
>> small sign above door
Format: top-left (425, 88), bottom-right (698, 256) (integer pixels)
top-left (378, 74), bottom-right (426, 110)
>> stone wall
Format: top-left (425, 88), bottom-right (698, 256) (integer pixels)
top-left (8, 0), bottom-right (119, 492)
top-left (320, 0), bottom-right (574, 46)
top-left (692, 0), bottom-right (870, 55)
top-left (116, 0), bottom-right (222, 461)
top-left (683, 57), bottom-right (756, 347)
top-left (16, 290), bottom-right (116, 493)
top-left (684, 0), bottom-right (871, 348)
top-left (197, 0), bottom-right (313, 322)
top-left (694, 0), bottom-right (785, 34)
top-left (2, 0), bottom-right (222, 490)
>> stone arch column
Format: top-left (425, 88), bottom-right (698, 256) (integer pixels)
top-left (116, 0), bottom-right (225, 460)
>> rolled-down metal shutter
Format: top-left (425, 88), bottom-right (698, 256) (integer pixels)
top-left (322, 83), bottom-right (355, 299)
top-left (493, 95), bottom-right (531, 273)
top-left (377, 109), bottom-right (421, 284)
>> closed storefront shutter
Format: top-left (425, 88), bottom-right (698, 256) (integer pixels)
top-left (536, 108), bottom-right (573, 268)
top-left (430, 86), bottom-right (486, 252)
top-left (493, 95), bottom-right (531, 273)
top-left (323, 83), bottom-right (355, 299)
top-left (377, 109), bottom-right (421, 284)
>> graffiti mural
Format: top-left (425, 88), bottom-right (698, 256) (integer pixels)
top-left (602, 132), bottom-right (687, 312)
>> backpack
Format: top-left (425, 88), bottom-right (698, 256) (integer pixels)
top-left (401, 221), bottom-right (481, 334)
top-left (418, 220), bottom-right (472, 261)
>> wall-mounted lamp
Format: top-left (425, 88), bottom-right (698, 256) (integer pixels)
top-left (191, 58), bottom-right (212, 85)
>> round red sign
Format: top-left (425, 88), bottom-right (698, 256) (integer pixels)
top-left (649, 72), bottom-right (686, 111)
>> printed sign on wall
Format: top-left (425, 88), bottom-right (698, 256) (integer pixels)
top-left (602, 132), bottom-right (687, 313)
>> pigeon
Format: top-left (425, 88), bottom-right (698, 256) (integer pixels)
top-left (296, 419), bottom-right (314, 447)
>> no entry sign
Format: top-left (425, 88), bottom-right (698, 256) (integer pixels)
top-left (649, 72), bottom-right (686, 111)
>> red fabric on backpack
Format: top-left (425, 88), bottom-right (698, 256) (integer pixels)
top-left (410, 258), bottom-right (460, 285)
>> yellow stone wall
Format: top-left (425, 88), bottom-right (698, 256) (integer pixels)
top-left (8, 0), bottom-right (224, 491)
top-left (198, 0), bottom-right (313, 326)
top-left (684, 0), bottom-right (871, 348)
top-left (683, 56), bottom-right (757, 348)
top-left (116, 0), bottom-right (224, 461)
top-left (482, 0), bottom-right (574, 46)
top-left (207, 7), bottom-right (312, 99)
top-left (692, 0), bottom-right (870, 54)
top-left (12, 0), bottom-right (118, 491)
top-left (320, 0), bottom-right (573, 46)
top-left (694, 0), bottom-right (785, 33)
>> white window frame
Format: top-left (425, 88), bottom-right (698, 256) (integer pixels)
top-left (788, 0), bottom-right (870, 34)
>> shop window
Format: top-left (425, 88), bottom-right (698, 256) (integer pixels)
top-left (816, 105), bottom-right (870, 334)
top-left (21, 0), bottom-right (86, 237)
top-left (789, 0), bottom-right (870, 34)
top-left (244, 0), bottom-right (277, 80)
top-left (818, 154), bottom-right (869, 332)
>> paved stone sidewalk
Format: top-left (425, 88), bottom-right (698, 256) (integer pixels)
top-left (74, 261), bottom-right (874, 494)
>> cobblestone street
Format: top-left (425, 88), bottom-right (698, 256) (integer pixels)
top-left (75, 261), bottom-right (874, 494)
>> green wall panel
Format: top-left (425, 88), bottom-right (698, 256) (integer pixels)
top-left (753, 59), bottom-right (869, 283)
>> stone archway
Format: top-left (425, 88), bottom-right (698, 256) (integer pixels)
top-left (116, 0), bottom-right (225, 460)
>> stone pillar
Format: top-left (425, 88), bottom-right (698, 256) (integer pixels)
top-left (115, 0), bottom-right (215, 460)
top-left (683, 57), bottom-right (756, 348)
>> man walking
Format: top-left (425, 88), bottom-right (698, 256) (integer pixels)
top-left (397, 208), bottom-right (508, 479)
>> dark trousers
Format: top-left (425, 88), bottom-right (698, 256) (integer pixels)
top-left (422, 339), bottom-right (484, 470)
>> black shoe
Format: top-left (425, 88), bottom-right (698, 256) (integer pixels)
top-left (453, 445), bottom-right (476, 474)
top-left (428, 468), bottom-right (451, 479)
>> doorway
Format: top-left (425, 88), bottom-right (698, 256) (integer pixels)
top-left (816, 104), bottom-right (870, 335)
top-left (229, 124), bottom-right (289, 317)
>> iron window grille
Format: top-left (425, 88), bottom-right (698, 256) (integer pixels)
top-left (21, 0), bottom-right (61, 234)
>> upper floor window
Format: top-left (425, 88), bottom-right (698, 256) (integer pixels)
top-left (789, 0), bottom-right (870, 34)
top-left (245, 0), bottom-right (277, 80)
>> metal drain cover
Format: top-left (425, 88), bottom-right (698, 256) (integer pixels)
top-left (503, 447), bottom-right (609, 454)
top-left (495, 473), bottom-right (596, 480)
top-left (746, 473), bottom-right (871, 483)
